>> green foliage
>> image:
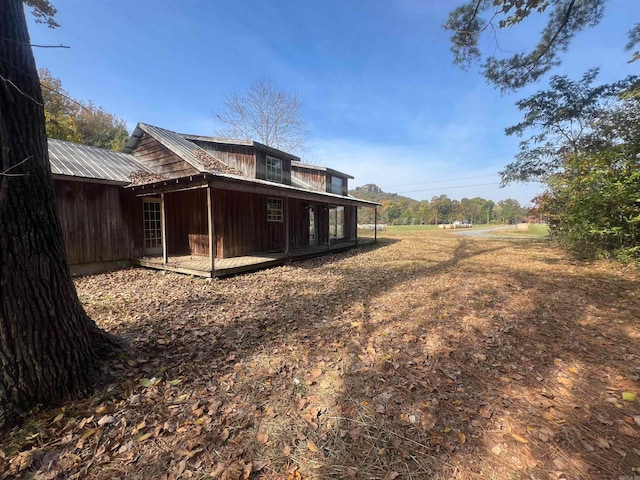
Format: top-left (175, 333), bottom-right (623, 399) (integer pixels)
top-left (544, 150), bottom-right (640, 262)
top-left (23, 0), bottom-right (59, 28)
top-left (39, 68), bottom-right (129, 151)
top-left (444, 0), bottom-right (629, 91)
top-left (501, 69), bottom-right (638, 184)
top-left (508, 69), bottom-right (640, 262)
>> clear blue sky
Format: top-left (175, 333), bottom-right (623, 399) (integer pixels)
top-left (27, 0), bottom-right (637, 205)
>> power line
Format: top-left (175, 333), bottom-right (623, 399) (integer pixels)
top-left (381, 174), bottom-right (497, 189)
top-left (395, 182), bottom-right (499, 194)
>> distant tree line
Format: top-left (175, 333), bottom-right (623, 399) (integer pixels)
top-left (351, 185), bottom-right (530, 225)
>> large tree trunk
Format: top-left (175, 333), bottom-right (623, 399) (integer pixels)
top-left (0, 0), bottom-right (118, 430)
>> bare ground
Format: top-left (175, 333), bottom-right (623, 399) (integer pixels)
top-left (1, 231), bottom-right (639, 480)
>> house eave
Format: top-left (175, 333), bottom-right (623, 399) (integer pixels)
top-left (127, 172), bottom-right (380, 206)
top-left (52, 173), bottom-right (130, 187)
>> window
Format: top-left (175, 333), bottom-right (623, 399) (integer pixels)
top-left (329, 206), bottom-right (344, 239)
top-left (266, 156), bottom-right (282, 183)
top-left (330, 176), bottom-right (344, 195)
top-left (267, 198), bottom-right (283, 222)
top-left (143, 199), bottom-right (162, 253)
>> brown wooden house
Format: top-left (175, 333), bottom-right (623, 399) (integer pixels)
top-left (50, 123), bottom-right (379, 277)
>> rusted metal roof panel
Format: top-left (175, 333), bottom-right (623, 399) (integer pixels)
top-left (48, 139), bottom-right (151, 184)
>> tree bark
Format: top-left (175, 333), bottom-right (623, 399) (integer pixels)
top-left (0, 0), bottom-right (118, 430)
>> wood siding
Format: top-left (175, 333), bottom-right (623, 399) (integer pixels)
top-left (288, 199), bottom-right (310, 249)
top-left (191, 141), bottom-right (256, 177)
top-left (291, 166), bottom-right (326, 192)
top-left (164, 189), bottom-right (209, 256)
top-left (316, 204), bottom-right (330, 245)
top-left (133, 133), bottom-right (200, 178)
top-left (54, 179), bottom-right (142, 265)
top-left (213, 190), bottom-right (285, 258)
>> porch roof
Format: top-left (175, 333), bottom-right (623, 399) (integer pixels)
top-left (127, 170), bottom-right (380, 207)
top-left (48, 138), bottom-right (151, 184)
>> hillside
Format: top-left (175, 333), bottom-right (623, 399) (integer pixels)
top-left (349, 184), bottom-right (417, 205)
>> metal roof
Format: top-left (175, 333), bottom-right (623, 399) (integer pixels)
top-left (182, 134), bottom-right (301, 162)
top-left (124, 123), bottom-right (209, 172)
top-left (291, 161), bottom-right (354, 179)
top-left (48, 139), bottom-right (150, 184)
top-left (128, 169), bottom-right (381, 207)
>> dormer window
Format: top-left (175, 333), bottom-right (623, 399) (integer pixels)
top-left (330, 175), bottom-right (345, 195)
top-left (266, 156), bottom-right (282, 183)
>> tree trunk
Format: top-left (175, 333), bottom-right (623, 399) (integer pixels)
top-left (0, 0), bottom-right (118, 430)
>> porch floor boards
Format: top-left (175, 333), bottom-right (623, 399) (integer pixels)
top-left (136, 239), bottom-right (375, 278)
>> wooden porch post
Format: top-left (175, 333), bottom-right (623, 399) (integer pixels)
top-left (327, 205), bottom-right (331, 251)
top-left (284, 196), bottom-right (290, 257)
top-left (355, 206), bottom-right (358, 246)
top-left (207, 186), bottom-right (215, 277)
top-left (374, 207), bottom-right (378, 243)
top-left (161, 193), bottom-right (168, 264)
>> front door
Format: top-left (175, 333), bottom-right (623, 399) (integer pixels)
top-left (143, 198), bottom-right (163, 255)
top-left (309, 206), bottom-right (317, 245)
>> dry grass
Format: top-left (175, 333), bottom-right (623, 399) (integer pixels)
top-left (1, 230), bottom-right (639, 480)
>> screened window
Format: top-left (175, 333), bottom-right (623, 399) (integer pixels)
top-left (266, 156), bottom-right (282, 183)
top-left (267, 198), bottom-right (283, 222)
top-left (329, 206), bottom-right (344, 239)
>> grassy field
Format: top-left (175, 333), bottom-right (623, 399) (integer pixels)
top-left (497, 224), bottom-right (550, 238)
top-left (386, 224), bottom-right (550, 239)
top-left (2, 230), bottom-right (639, 479)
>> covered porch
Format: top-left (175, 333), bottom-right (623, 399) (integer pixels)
top-left (136, 239), bottom-right (375, 278)
top-left (130, 172), bottom-right (379, 278)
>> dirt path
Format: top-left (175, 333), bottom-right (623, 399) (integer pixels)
top-left (450, 225), bottom-right (529, 238)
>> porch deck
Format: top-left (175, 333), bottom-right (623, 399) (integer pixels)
top-left (136, 239), bottom-right (375, 277)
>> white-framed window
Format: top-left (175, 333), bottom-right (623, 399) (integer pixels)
top-left (329, 206), bottom-right (344, 239)
top-left (330, 176), bottom-right (344, 195)
top-left (143, 198), bottom-right (163, 254)
top-left (267, 198), bottom-right (283, 222)
top-left (266, 156), bottom-right (282, 183)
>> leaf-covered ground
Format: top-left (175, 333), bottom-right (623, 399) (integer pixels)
top-left (2, 231), bottom-right (639, 480)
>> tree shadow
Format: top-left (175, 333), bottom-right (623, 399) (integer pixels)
top-left (5, 235), bottom-right (638, 479)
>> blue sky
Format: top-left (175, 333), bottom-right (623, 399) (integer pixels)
top-left (27, 0), bottom-right (637, 205)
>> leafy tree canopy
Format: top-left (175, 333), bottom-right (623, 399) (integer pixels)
top-left (501, 69), bottom-right (638, 184)
top-left (445, 0), bottom-right (637, 91)
top-left (544, 149), bottom-right (640, 260)
top-left (40, 68), bottom-right (129, 151)
top-left (23, 0), bottom-right (58, 28)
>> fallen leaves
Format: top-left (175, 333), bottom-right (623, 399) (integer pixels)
top-left (306, 438), bottom-right (319, 453)
top-left (220, 459), bottom-right (252, 480)
top-left (1, 233), bottom-right (639, 479)
top-left (510, 432), bottom-right (529, 444)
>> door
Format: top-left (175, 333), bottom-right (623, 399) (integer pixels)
top-left (309, 206), bottom-right (317, 245)
top-left (143, 198), bottom-right (163, 255)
